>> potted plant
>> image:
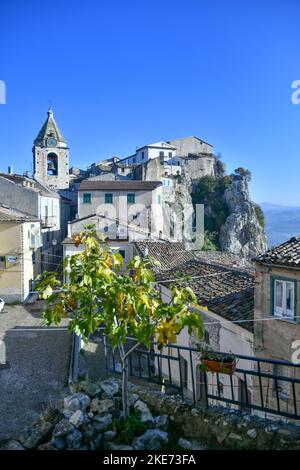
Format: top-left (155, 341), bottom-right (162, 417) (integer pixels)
top-left (198, 347), bottom-right (236, 375)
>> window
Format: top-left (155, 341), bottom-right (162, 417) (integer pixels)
top-left (157, 194), bottom-right (161, 204)
top-left (159, 151), bottom-right (164, 158)
top-left (273, 364), bottom-right (290, 399)
top-left (127, 193), bottom-right (135, 204)
top-left (141, 151), bottom-right (144, 160)
top-left (0, 256), bottom-right (6, 269)
top-left (105, 193), bottom-right (113, 204)
top-left (119, 250), bottom-right (126, 259)
top-left (83, 193), bottom-right (91, 204)
top-left (272, 278), bottom-right (296, 319)
top-left (168, 152), bottom-right (172, 158)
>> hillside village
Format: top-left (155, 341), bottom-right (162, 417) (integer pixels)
top-left (0, 109), bottom-right (300, 450)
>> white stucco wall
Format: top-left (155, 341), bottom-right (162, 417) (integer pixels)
top-left (122, 143), bottom-right (176, 165)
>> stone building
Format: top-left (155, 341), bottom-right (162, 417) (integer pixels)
top-left (168, 136), bottom-right (214, 157)
top-left (168, 136), bottom-right (216, 185)
top-left (253, 237), bottom-right (300, 419)
top-left (33, 108), bottom-right (69, 190)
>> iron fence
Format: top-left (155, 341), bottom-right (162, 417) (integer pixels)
top-left (102, 334), bottom-right (300, 421)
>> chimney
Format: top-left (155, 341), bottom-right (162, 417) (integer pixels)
top-left (8, 165), bottom-right (13, 174)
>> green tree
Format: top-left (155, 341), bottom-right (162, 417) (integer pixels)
top-left (202, 231), bottom-right (219, 251)
top-left (233, 167), bottom-right (252, 181)
top-left (193, 175), bottom-right (233, 249)
top-left (36, 226), bottom-right (204, 417)
top-left (254, 204), bottom-right (265, 229)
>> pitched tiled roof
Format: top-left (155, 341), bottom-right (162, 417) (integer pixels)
top-left (34, 108), bottom-right (66, 144)
top-left (157, 260), bottom-right (254, 332)
top-left (136, 141), bottom-right (177, 151)
top-left (134, 241), bottom-right (194, 272)
top-left (0, 173), bottom-right (59, 197)
top-left (0, 206), bottom-right (39, 222)
top-left (69, 214), bottom-right (97, 224)
top-left (193, 250), bottom-right (254, 272)
top-left (254, 236), bottom-right (300, 268)
top-left (79, 180), bottom-right (162, 191)
top-left (168, 136), bottom-right (213, 147)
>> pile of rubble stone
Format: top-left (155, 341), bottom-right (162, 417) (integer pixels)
top-left (1, 378), bottom-right (204, 451)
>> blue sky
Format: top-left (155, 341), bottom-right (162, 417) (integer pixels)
top-left (0, 0), bottom-right (300, 205)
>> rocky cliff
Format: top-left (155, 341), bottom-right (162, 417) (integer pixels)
top-left (177, 161), bottom-right (267, 260)
top-left (219, 176), bottom-right (267, 259)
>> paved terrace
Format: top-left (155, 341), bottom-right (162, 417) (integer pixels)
top-left (0, 302), bottom-right (70, 442)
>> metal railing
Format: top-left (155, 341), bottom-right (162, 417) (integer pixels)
top-left (102, 334), bottom-right (300, 421)
top-left (41, 216), bottom-right (57, 228)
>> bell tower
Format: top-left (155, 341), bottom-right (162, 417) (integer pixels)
top-left (33, 108), bottom-right (69, 189)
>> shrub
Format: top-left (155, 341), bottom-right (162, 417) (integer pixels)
top-left (202, 231), bottom-right (218, 251)
top-left (254, 204), bottom-right (265, 229)
top-left (233, 167), bottom-right (252, 181)
top-left (110, 410), bottom-right (148, 444)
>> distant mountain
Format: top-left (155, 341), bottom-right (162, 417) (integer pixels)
top-left (259, 202), bottom-right (300, 247)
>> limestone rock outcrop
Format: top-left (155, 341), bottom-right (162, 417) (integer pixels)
top-left (219, 176), bottom-right (267, 259)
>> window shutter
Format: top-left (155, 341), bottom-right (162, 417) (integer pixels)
top-left (274, 280), bottom-right (284, 316)
top-left (285, 282), bottom-right (295, 318)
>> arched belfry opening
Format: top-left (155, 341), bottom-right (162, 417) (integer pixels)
top-left (47, 153), bottom-right (58, 176)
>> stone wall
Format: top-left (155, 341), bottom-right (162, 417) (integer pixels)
top-left (219, 176), bottom-right (267, 259)
top-left (3, 378), bottom-right (300, 450)
top-left (138, 390), bottom-right (300, 450)
top-left (182, 155), bottom-right (216, 186)
top-left (0, 176), bottom-right (39, 216)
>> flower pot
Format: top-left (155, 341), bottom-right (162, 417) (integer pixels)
top-left (202, 358), bottom-right (236, 375)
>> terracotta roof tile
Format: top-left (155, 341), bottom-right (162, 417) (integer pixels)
top-left (134, 241), bottom-right (194, 272)
top-left (254, 236), bottom-right (300, 268)
top-left (79, 180), bottom-right (162, 191)
top-left (157, 260), bottom-right (254, 332)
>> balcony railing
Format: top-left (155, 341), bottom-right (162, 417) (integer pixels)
top-left (41, 216), bottom-right (57, 228)
top-left (102, 334), bottom-right (300, 421)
